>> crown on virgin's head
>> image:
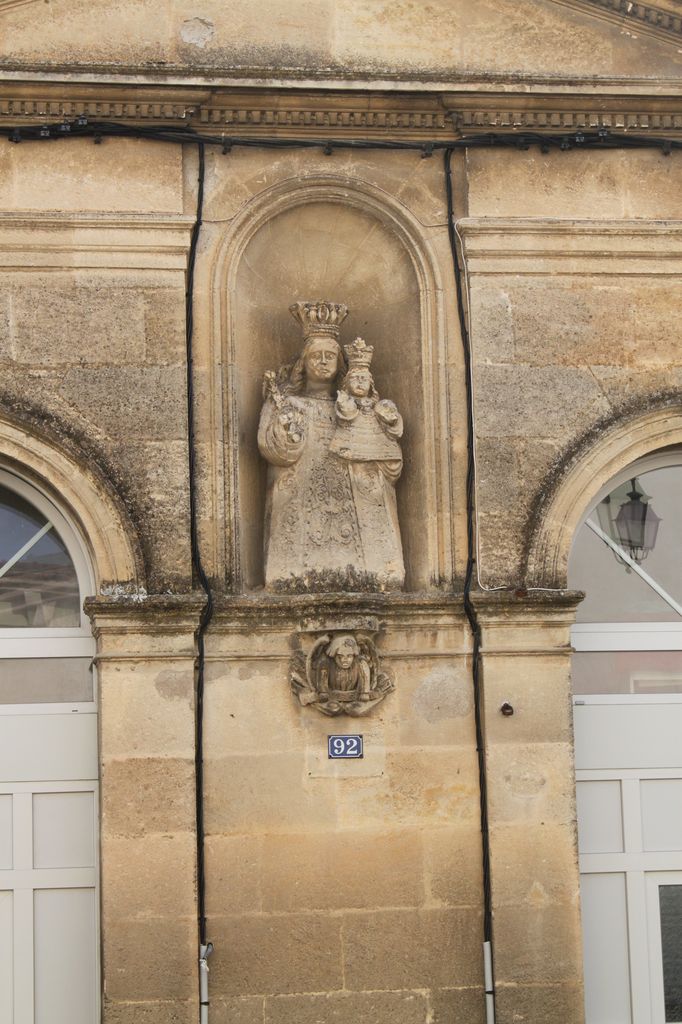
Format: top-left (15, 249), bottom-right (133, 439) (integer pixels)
top-left (344, 336), bottom-right (374, 369)
top-left (289, 300), bottom-right (349, 338)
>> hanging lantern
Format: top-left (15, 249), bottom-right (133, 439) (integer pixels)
top-left (613, 477), bottom-right (661, 563)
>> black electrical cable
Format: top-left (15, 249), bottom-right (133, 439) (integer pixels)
top-left (184, 140), bottom-right (214, 953)
top-left (4, 117), bottom-right (682, 155)
top-left (444, 148), bottom-right (494, 1005)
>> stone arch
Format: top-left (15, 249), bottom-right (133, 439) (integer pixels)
top-left (526, 402), bottom-right (682, 588)
top-left (0, 410), bottom-right (144, 589)
top-left (210, 172), bottom-right (451, 591)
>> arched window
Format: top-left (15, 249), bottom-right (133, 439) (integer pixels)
top-left (569, 448), bottom-right (682, 696)
top-left (0, 468), bottom-right (95, 706)
top-left (0, 468), bottom-right (99, 1024)
top-left (569, 449), bottom-right (682, 1024)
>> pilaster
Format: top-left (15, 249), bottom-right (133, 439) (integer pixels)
top-left (474, 590), bottom-right (585, 1024)
top-left (85, 595), bottom-right (204, 1024)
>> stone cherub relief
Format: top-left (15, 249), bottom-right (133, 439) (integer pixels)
top-left (258, 300), bottom-right (405, 592)
top-left (290, 630), bottom-right (394, 717)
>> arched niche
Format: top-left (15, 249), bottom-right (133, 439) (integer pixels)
top-left (0, 412), bottom-right (144, 590)
top-left (217, 176), bottom-right (448, 592)
top-left (526, 404), bottom-right (682, 589)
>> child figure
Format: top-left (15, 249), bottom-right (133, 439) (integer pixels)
top-left (317, 634), bottom-right (372, 706)
top-left (329, 338), bottom-right (403, 462)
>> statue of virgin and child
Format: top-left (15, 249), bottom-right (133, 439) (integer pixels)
top-left (258, 300), bottom-right (405, 591)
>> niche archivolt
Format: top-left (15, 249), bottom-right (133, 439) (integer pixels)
top-left (215, 176), bottom-right (449, 592)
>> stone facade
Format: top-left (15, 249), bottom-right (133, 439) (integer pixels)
top-left (2, 2), bottom-right (682, 1023)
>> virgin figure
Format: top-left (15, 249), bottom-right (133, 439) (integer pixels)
top-left (258, 300), bottom-right (405, 591)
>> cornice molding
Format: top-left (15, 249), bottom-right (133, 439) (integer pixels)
top-left (552, 0), bottom-right (682, 47)
top-left (1, 84), bottom-right (682, 137)
top-left (0, 0), bottom-right (40, 10)
top-left (0, 213), bottom-right (194, 270)
top-left (454, 107), bottom-right (682, 134)
top-left (458, 218), bottom-right (682, 276)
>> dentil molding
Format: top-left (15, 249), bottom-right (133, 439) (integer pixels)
top-left (1, 86), bottom-right (682, 137)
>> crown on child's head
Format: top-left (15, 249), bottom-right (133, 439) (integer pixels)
top-left (344, 337), bottom-right (374, 369)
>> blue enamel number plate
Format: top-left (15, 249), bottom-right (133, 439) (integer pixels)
top-left (328, 734), bottom-right (364, 759)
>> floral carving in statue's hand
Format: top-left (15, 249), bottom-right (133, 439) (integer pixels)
top-left (277, 401), bottom-right (305, 444)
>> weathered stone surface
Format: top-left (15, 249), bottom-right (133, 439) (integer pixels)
top-left (486, 742), bottom-right (576, 827)
top-left (490, 824), bottom-right (580, 908)
top-left (205, 752), bottom-right (337, 833)
top-left (259, 829), bottom-right (423, 911)
top-left (493, 983), bottom-right (585, 1024)
top-left (210, 997), bottom-right (266, 1024)
top-left (264, 990), bottom-right (428, 1024)
top-left (99, 661), bottom-right (195, 759)
top-left (55, 365), bottom-right (188, 440)
top-left (429, 986), bottom-right (486, 1024)
top-left (102, 835), bottom-right (196, 919)
top-left (467, 149), bottom-right (682, 221)
top-left (335, 748), bottom-right (480, 829)
top-left (424, 826), bottom-right (483, 907)
top-left (101, 757), bottom-right (196, 837)
top-left (493, 904), bottom-right (584, 985)
top-left (474, 365), bottom-right (611, 441)
top-left (141, 287), bottom-right (187, 365)
top-left (204, 661), bottom-right (301, 756)
top-left (104, 918), bottom-right (197, 1001)
top-left (103, 1000), bottom-right (196, 1024)
top-left (106, 439), bottom-right (191, 587)
top-left (3, 0), bottom-right (678, 79)
top-left (5, 139), bottom-right (184, 213)
top-left (12, 282), bottom-right (145, 365)
top-left (482, 654), bottom-right (574, 745)
top-left (343, 908), bottom-right (483, 990)
top-left (205, 835), bottom-right (263, 915)
top-left (398, 659), bottom-right (474, 747)
top-left (209, 913), bottom-right (343, 995)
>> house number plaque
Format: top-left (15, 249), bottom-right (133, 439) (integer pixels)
top-left (328, 734), bottom-right (363, 759)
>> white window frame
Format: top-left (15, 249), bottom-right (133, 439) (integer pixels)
top-left (573, 450), bottom-right (682, 1024)
top-left (572, 449), bottom-right (682, 659)
top-left (0, 468), bottom-right (96, 715)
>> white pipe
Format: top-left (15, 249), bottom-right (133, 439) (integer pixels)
top-left (586, 518), bottom-right (682, 617)
top-left (199, 942), bottom-right (213, 1024)
top-left (484, 940), bottom-right (495, 1024)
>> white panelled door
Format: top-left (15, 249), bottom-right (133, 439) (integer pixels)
top-left (0, 471), bottom-right (99, 1024)
top-left (569, 453), bottom-right (682, 1024)
top-left (575, 697), bottom-right (682, 1024)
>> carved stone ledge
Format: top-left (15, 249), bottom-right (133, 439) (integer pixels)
top-left (552, 0), bottom-right (682, 47)
top-left (455, 107), bottom-right (682, 134)
top-left (2, 83), bottom-right (682, 138)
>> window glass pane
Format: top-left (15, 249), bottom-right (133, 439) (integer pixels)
top-left (0, 486), bottom-right (80, 627)
top-left (0, 659), bottom-right (92, 703)
top-left (659, 884), bottom-right (682, 1022)
top-left (572, 651), bottom-right (682, 695)
top-left (569, 465), bottom-right (682, 623)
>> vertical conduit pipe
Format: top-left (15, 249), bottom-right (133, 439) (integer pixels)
top-left (444, 147), bottom-right (496, 1024)
top-left (184, 140), bottom-right (215, 1024)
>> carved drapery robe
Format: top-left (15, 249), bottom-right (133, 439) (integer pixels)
top-left (258, 394), bottom-right (404, 590)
